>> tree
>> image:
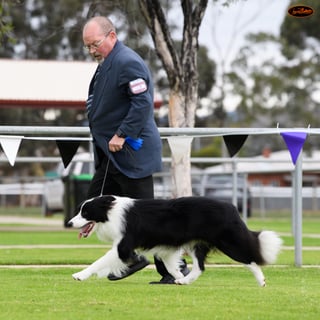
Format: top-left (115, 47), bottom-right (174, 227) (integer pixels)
top-left (1, 0), bottom-right (216, 195)
top-left (223, 29), bottom-right (320, 155)
top-left (139, 0), bottom-right (208, 196)
top-left (280, 0), bottom-right (320, 53)
top-left (0, 0), bottom-right (15, 44)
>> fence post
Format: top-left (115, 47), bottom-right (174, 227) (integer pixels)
top-left (293, 152), bottom-right (303, 267)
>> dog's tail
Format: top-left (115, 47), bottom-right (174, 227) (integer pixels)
top-left (258, 231), bottom-right (283, 264)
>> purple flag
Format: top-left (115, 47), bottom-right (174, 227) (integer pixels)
top-left (280, 132), bottom-right (307, 165)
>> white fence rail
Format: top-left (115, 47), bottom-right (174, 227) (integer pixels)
top-left (0, 183), bottom-right (44, 207)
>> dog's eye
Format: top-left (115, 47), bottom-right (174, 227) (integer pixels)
top-left (81, 210), bottom-right (89, 218)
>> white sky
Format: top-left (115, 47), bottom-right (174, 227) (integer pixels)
top-left (196, 0), bottom-right (291, 111)
top-left (161, 0), bottom-right (292, 113)
top-left (198, 0), bottom-right (291, 66)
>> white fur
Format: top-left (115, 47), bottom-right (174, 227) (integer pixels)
top-left (175, 246), bottom-right (202, 285)
top-left (95, 197), bottom-right (133, 243)
top-left (141, 245), bottom-right (203, 285)
top-left (245, 231), bottom-right (282, 287)
top-left (153, 247), bottom-right (185, 281)
top-left (70, 197), bottom-right (134, 280)
top-left (70, 196), bottom-right (282, 286)
top-left (246, 262), bottom-right (266, 287)
top-left (258, 231), bottom-right (283, 264)
top-left (72, 245), bottom-right (128, 281)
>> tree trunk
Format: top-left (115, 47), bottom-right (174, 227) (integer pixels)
top-left (168, 89), bottom-right (193, 197)
top-left (139, 0), bottom-right (208, 197)
top-left (167, 134), bottom-right (193, 197)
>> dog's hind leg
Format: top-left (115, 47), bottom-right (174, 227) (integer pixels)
top-left (246, 262), bottom-right (266, 287)
top-left (72, 247), bottom-right (127, 281)
top-left (215, 229), bottom-right (270, 287)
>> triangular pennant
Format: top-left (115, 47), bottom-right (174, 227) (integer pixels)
top-left (0, 135), bottom-right (23, 166)
top-left (280, 132), bottom-right (307, 165)
top-left (56, 140), bottom-right (81, 168)
top-left (167, 136), bottom-right (193, 162)
top-left (223, 135), bottom-right (248, 157)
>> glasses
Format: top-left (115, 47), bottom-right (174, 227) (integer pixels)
top-left (83, 30), bottom-right (112, 51)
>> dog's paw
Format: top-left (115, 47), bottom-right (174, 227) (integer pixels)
top-left (72, 271), bottom-right (91, 281)
top-left (260, 278), bottom-right (266, 287)
top-left (174, 270), bottom-right (201, 285)
top-left (174, 277), bottom-right (189, 285)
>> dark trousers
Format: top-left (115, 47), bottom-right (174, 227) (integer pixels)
top-left (87, 156), bottom-right (168, 278)
top-left (87, 157), bottom-right (154, 199)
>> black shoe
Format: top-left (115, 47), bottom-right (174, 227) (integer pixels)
top-left (149, 259), bottom-right (190, 285)
top-left (149, 274), bottom-right (176, 285)
top-left (108, 256), bottom-right (150, 281)
top-left (180, 259), bottom-right (190, 276)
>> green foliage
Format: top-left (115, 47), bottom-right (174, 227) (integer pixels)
top-left (225, 19), bottom-right (320, 153)
top-left (0, 0), bottom-right (16, 45)
top-left (281, 0), bottom-right (320, 52)
top-left (0, 0), bottom-right (215, 119)
top-left (191, 137), bottom-right (222, 158)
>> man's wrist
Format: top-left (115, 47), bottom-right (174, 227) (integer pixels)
top-left (116, 129), bottom-right (126, 138)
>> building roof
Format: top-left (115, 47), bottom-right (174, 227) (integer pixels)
top-left (0, 59), bottom-right (97, 103)
top-left (203, 150), bottom-right (320, 174)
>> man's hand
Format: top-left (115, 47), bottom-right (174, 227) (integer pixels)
top-left (109, 135), bottom-right (125, 152)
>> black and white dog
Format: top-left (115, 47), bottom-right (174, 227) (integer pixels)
top-left (68, 195), bottom-right (282, 286)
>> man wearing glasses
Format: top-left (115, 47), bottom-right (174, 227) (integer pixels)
top-left (81, 16), bottom-right (188, 284)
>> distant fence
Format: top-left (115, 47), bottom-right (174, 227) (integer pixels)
top-left (0, 182), bottom-right (43, 207)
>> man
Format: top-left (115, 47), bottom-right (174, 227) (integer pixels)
top-left (82, 16), bottom-right (188, 284)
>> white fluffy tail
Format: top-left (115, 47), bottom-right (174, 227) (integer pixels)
top-left (258, 231), bottom-right (283, 264)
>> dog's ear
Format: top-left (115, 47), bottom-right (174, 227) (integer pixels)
top-left (94, 196), bottom-right (116, 221)
top-left (79, 196), bottom-right (116, 223)
top-left (95, 195), bottom-right (116, 211)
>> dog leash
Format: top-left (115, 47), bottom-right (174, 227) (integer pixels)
top-left (99, 137), bottom-right (142, 196)
top-left (100, 157), bottom-right (110, 196)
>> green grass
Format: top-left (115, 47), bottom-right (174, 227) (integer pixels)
top-left (1, 211), bottom-right (320, 319)
top-left (0, 230), bottom-right (99, 245)
top-left (1, 233), bottom-right (320, 266)
top-left (0, 267), bottom-right (319, 320)
top-left (0, 206), bottom-right (44, 217)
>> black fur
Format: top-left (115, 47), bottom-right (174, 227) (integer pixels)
top-left (80, 195), bottom-right (265, 267)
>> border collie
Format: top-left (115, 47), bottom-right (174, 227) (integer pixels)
top-left (68, 195), bottom-right (282, 286)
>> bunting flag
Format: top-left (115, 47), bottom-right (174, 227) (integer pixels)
top-left (223, 135), bottom-right (248, 157)
top-left (0, 135), bottom-right (23, 166)
top-left (280, 132), bottom-right (307, 165)
top-left (56, 140), bottom-right (81, 168)
top-left (0, 127), bottom-right (315, 168)
top-left (167, 136), bottom-right (193, 162)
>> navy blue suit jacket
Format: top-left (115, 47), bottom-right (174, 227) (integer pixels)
top-left (87, 41), bottom-right (162, 178)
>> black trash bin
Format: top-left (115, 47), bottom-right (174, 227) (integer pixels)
top-left (63, 174), bottom-right (92, 227)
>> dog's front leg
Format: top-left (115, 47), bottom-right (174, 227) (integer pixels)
top-left (157, 250), bottom-right (185, 281)
top-left (72, 248), bottom-right (126, 281)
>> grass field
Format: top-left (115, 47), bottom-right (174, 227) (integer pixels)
top-left (0, 208), bottom-right (320, 319)
top-left (1, 267), bottom-right (320, 320)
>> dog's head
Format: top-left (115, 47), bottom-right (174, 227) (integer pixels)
top-left (67, 195), bottom-right (116, 238)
